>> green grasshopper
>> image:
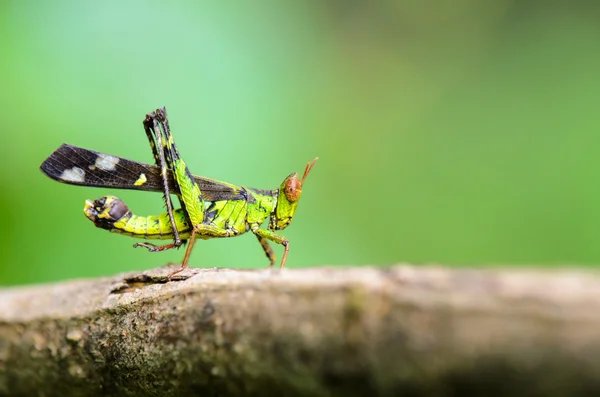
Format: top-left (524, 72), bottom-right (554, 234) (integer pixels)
top-left (40, 108), bottom-right (318, 276)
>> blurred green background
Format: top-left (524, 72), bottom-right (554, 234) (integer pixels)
top-left (1, 1), bottom-right (599, 285)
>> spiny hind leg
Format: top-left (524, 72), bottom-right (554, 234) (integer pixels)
top-left (133, 241), bottom-right (186, 252)
top-left (154, 108), bottom-right (183, 162)
top-left (143, 112), bottom-right (183, 247)
top-left (252, 227), bottom-right (289, 268)
top-left (255, 234), bottom-right (276, 267)
top-left (153, 108), bottom-right (206, 227)
top-left (142, 110), bottom-right (164, 169)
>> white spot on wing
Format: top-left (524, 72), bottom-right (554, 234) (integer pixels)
top-left (60, 167), bottom-right (85, 183)
top-left (93, 154), bottom-right (119, 171)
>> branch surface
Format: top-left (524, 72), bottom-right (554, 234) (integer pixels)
top-left (1, 265), bottom-right (600, 396)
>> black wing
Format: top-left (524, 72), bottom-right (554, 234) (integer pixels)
top-left (40, 144), bottom-right (246, 202)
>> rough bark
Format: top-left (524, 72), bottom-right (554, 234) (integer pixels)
top-left (0, 265), bottom-right (599, 397)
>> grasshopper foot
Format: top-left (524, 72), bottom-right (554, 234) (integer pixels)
top-left (133, 241), bottom-right (184, 252)
top-left (167, 265), bottom-right (187, 281)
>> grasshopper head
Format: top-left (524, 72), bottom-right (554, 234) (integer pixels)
top-left (270, 158), bottom-right (318, 230)
top-left (84, 195), bottom-right (131, 230)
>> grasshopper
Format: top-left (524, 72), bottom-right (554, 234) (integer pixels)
top-left (40, 108), bottom-right (318, 277)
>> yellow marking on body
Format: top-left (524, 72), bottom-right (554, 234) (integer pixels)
top-left (146, 215), bottom-right (161, 235)
top-left (125, 217), bottom-right (137, 233)
top-left (133, 215), bottom-right (146, 234)
top-left (228, 200), bottom-right (248, 232)
top-left (212, 200), bottom-right (236, 229)
top-left (206, 200), bottom-right (226, 224)
top-left (134, 173), bottom-right (147, 186)
top-left (173, 209), bottom-right (190, 229)
top-left (113, 217), bottom-right (127, 229)
top-left (158, 212), bottom-right (171, 233)
top-left (98, 207), bottom-right (112, 220)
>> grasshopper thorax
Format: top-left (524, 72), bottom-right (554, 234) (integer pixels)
top-left (269, 158), bottom-right (318, 231)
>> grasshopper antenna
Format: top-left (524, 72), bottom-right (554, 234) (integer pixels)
top-left (302, 158), bottom-right (319, 185)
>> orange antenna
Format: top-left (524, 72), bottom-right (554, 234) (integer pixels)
top-left (301, 157), bottom-right (319, 185)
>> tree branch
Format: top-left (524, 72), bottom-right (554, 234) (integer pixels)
top-left (1, 265), bottom-right (599, 396)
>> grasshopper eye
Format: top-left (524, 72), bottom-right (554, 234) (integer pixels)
top-left (284, 174), bottom-right (301, 202)
top-left (282, 158), bottom-right (318, 203)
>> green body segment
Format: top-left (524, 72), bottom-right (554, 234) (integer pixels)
top-left (84, 196), bottom-right (189, 239)
top-left (85, 189), bottom-right (278, 242)
top-left (115, 208), bottom-right (191, 240)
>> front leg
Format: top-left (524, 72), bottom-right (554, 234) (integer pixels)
top-left (255, 234), bottom-right (276, 267)
top-left (252, 227), bottom-right (290, 268)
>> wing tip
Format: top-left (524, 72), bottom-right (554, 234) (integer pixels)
top-left (39, 143), bottom-right (76, 181)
